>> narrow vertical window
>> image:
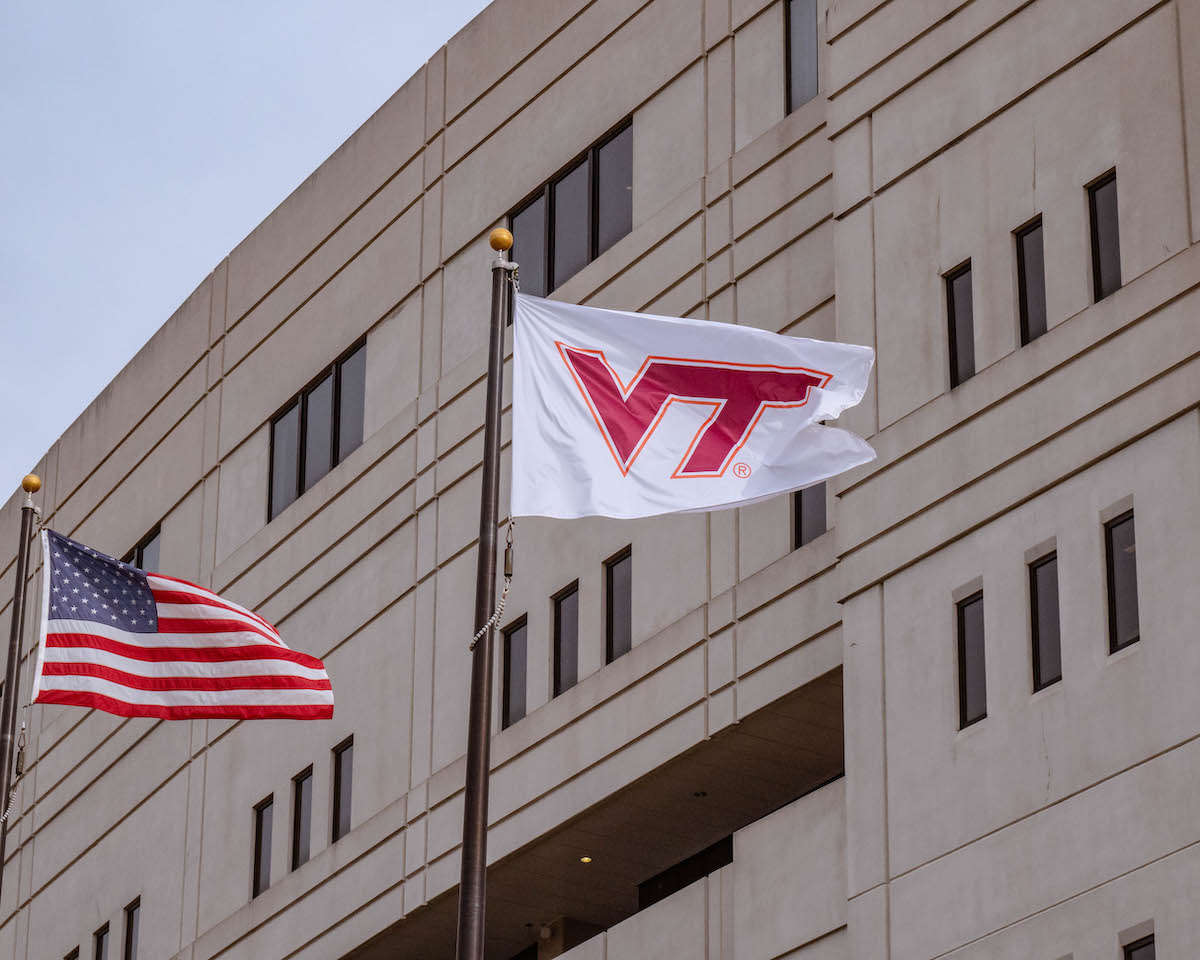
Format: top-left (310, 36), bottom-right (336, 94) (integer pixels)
top-left (124, 526), bottom-right (161, 571)
top-left (946, 263), bottom-right (975, 387)
top-left (553, 160), bottom-right (590, 290)
top-left (1089, 171), bottom-right (1121, 301)
top-left (270, 402), bottom-right (301, 519)
top-left (292, 767), bottom-right (313, 870)
top-left (786, 0), bottom-right (819, 112)
top-left (253, 795), bottom-right (273, 897)
top-left (1124, 936), bottom-right (1155, 960)
top-left (1016, 218), bottom-right (1047, 344)
top-left (595, 125), bottom-right (633, 257)
top-left (1105, 510), bottom-right (1139, 652)
top-left (606, 548), bottom-right (633, 663)
top-left (553, 584), bottom-right (579, 696)
top-left (957, 591), bottom-right (986, 728)
top-left (1029, 553), bottom-right (1061, 690)
top-left (302, 373), bottom-right (334, 491)
top-left (332, 737), bottom-right (354, 842)
top-left (122, 899), bottom-right (139, 960)
top-left (93, 925), bottom-right (109, 960)
top-left (793, 482), bottom-right (827, 549)
top-left (65, 950), bottom-right (80, 960)
top-left (511, 194), bottom-right (548, 298)
top-left (502, 618), bottom-right (528, 728)
top-left (337, 343), bottom-right (367, 462)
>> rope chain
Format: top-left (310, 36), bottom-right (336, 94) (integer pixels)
top-left (469, 519), bottom-right (515, 651)
top-left (0, 725), bottom-right (27, 825)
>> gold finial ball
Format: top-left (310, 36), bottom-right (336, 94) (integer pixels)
top-left (489, 227), bottom-right (514, 252)
top-left (21, 474), bottom-right (41, 494)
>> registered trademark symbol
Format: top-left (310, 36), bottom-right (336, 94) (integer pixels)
top-left (732, 462), bottom-right (752, 478)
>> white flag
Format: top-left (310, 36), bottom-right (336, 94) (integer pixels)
top-left (511, 294), bottom-right (875, 520)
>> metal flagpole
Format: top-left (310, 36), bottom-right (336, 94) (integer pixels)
top-left (455, 229), bottom-right (516, 960)
top-left (0, 474), bottom-right (41, 904)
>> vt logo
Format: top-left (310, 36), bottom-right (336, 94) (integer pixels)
top-left (557, 343), bottom-right (832, 477)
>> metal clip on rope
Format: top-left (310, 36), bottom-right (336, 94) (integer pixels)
top-left (469, 520), bottom-right (515, 651)
top-left (0, 725), bottom-right (26, 825)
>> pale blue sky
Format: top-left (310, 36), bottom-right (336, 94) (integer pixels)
top-left (0, 0), bottom-right (489, 488)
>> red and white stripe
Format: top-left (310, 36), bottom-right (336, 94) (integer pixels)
top-left (35, 557), bottom-right (333, 721)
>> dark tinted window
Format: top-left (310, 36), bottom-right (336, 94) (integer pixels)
top-left (957, 591), bottom-right (986, 728)
top-left (65, 950), bottom-right (80, 960)
top-left (303, 373), bottom-right (334, 491)
top-left (1125, 936), bottom-right (1155, 960)
top-left (1106, 510), bottom-right (1139, 652)
top-left (337, 344), bottom-right (367, 462)
top-left (553, 160), bottom-right (590, 290)
top-left (595, 126), bottom-right (633, 256)
top-left (508, 121), bottom-right (633, 293)
top-left (332, 737), bottom-right (353, 842)
top-left (253, 796), bottom-right (273, 897)
top-left (947, 264), bottom-right (975, 387)
top-left (1089, 172), bottom-right (1121, 301)
top-left (292, 767), bottom-right (313, 869)
top-left (269, 340), bottom-right (367, 520)
top-left (793, 482), bottom-right (827, 548)
top-left (606, 548), bottom-right (633, 663)
top-left (554, 585), bottom-right (579, 696)
top-left (503, 619), bottom-right (528, 728)
top-left (270, 403), bottom-right (301, 518)
top-left (511, 195), bottom-right (547, 298)
top-left (94, 925), bottom-right (109, 960)
top-left (1030, 553), bottom-right (1061, 690)
top-left (123, 900), bottom-right (139, 960)
top-left (638, 836), bottom-right (732, 910)
top-left (786, 0), bottom-right (819, 112)
top-left (1016, 218), bottom-right (1047, 344)
top-left (125, 526), bottom-right (161, 572)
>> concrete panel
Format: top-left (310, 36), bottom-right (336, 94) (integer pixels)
top-left (607, 878), bottom-right (706, 960)
top-left (215, 426), bottom-right (270, 563)
top-left (364, 295), bottom-right (422, 439)
top-left (634, 62), bottom-right (706, 227)
top-left (733, 2), bottom-right (786, 151)
top-left (733, 780), bottom-right (846, 960)
top-left (708, 39), bottom-right (735, 172)
top-left (736, 221), bottom-right (835, 332)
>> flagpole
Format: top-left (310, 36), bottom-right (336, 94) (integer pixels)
top-left (454, 228), bottom-right (515, 960)
top-left (0, 474), bottom-right (40, 905)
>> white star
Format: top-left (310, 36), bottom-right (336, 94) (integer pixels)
top-left (131, 620), bottom-right (138, 626)
top-left (121, 609), bottom-right (128, 615)
top-left (70, 606), bottom-right (77, 613)
top-left (72, 587), bottom-right (79, 594)
top-left (111, 614), bottom-right (118, 621)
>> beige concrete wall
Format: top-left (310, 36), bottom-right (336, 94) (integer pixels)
top-left (0, 0), bottom-right (1196, 957)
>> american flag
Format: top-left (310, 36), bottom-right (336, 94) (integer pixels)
top-left (34, 530), bottom-right (333, 720)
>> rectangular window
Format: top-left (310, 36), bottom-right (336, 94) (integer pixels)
top-left (65, 950), bottom-right (80, 960)
top-left (1105, 510), bottom-right (1139, 652)
top-left (1029, 553), bottom-right (1062, 691)
top-left (1124, 936), bottom-right (1155, 960)
top-left (957, 591), bottom-right (986, 728)
top-left (502, 618), bottom-right (529, 728)
top-left (1016, 218), bottom-right (1047, 344)
top-left (606, 548), bottom-right (633, 664)
top-left (786, 0), bottom-right (819, 112)
top-left (93, 925), bottom-right (109, 960)
top-left (332, 736), bottom-right (354, 842)
top-left (553, 583), bottom-right (579, 696)
top-left (509, 121), bottom-right (633, 296)
top-left (793, 482), bottom-right (827, 549)
top-left (268, 340), bottom-right (368, 520)
top-left (122, 899), bottom-right (139, 960)
top-left (122, 526), bottom-right (161, 572)
top-left (1089, 171), bottom-right (1121, 301)
top-left (253, 795), bottom-right (273, 897)
top-left (946, 263), bottom-right (975, 387)
top-left (292, 767), bottom-right (313, 870)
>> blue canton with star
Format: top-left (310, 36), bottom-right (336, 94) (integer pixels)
top-left (46, 530), bottom-right (158, 633)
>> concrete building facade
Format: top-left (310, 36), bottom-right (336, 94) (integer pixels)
top-left (2, 0), bottom-right (1198, 957)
